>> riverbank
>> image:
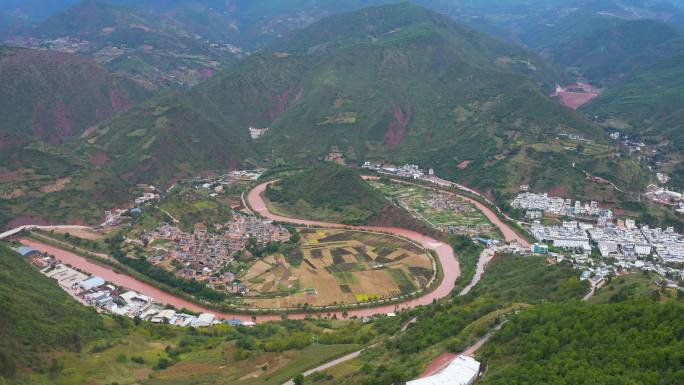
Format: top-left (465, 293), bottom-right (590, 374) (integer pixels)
top-left (15, 182), bottom-right (460, 321)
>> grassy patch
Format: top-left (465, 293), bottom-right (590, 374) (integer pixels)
top-left (387, 269), bottom-right (417, 293)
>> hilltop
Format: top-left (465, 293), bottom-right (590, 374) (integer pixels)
top-left (0, 3), bottom-right (652, 228)
top-left (265, 163), bottom-right (411, 226)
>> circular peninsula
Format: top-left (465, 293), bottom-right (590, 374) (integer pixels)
top-left (18, 181), bottom-right (460, 322)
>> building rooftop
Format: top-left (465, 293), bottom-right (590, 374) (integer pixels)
top-left (15, 246), bottom-right (39, 257)
top-left (407, 355), bottom-right (480, 385)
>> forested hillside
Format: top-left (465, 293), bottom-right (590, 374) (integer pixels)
top-left (0, 45), bottom-right (150, 144)
top-left (0, 244), bottom-right (104, 378)
top-left (527, 17), bottom-right (684, 85)
top-left (480, 300), bottom-right (684, 385)
top-left (91, 3), bottom-right (647, 196)
top-left (265, 164), bottom-right (418, 226)
top-left (0, 2), bottom-right (654, 229)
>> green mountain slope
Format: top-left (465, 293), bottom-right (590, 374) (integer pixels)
top-left (481, 301), bottom-right (684, 385)
top-left (527, 17), bottom-right (684, 85)
top-left (96, 3), bottom-right (645, 195)
top-left (0, 46), bottom-right (150, 144)
top-left (0, 3), bottom-right (650, 228)
top-left (255, 4), bottom-right (644, 195)
top-left (26, 0), bottom-right (238, 90)
top-left (583, 53), bottom-right (684, 188)
top-left (0, 45), bottom-right (153, 229)
top-left (0, 244), bottom-right (104, 378)
top-left (265, 163), bottom-right (392, 225)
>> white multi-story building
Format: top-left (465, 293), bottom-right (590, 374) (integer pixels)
top-left (511, 192), bottom-right (612, 219)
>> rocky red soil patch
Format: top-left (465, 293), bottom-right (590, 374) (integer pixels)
top-left (89, 152), bottom-right (111, 165)
top-left (385, 103), bottom-right (413, 150)
top-left (0, 170), bottom-right (21, 182)
top-left (457, 160), bottom-right (471, 169)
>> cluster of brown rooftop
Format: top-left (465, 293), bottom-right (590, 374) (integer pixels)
top-left (142, 213), bottom-right (290, 292)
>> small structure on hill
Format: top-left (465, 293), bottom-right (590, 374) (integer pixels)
top-left (249, 126), bottom-right (269, 140)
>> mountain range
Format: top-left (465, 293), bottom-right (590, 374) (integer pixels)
top-left (0, 46), bottom-right (150, 144)
top-left (0, 2), bottom-right (656, 228)
top-left (6, 1), bottom-right (684, 228)
top-left (87, 4), bottom-right (649, 194)
top-left (5, 1), bottom-right (240, 91)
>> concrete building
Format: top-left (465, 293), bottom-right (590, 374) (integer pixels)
top-left (79, 276), bottom-right (105, 291)
top-left (15, 246), bottom-right (40, 257)
top-left (407, 355), bottom-right (480, 385)
top-left (532, 243), bottom-right (549, 254)
top-left (191, 313), bottom-right (216, 327)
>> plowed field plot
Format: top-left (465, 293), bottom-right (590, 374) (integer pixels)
top-left (237, 228), bottom-right (434, 308)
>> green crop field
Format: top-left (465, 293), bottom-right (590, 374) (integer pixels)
top-left (371, 180), bottom-right (500, 239)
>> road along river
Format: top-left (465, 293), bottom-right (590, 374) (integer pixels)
top-left (16, 182), bottom-right (461, 322)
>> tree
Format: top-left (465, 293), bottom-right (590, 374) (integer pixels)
top-left (293, 373), bottom-right (305, 385)
top-left (156, 358), bottom-right (171, 369)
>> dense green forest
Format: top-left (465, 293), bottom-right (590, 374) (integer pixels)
top-left (480, 300), bottom-right (684, 385)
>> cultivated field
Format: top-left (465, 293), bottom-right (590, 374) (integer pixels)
top-left (370, 180), bottom-right (500, 239)
top-left (238, 228), bottom-right (434, 308)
